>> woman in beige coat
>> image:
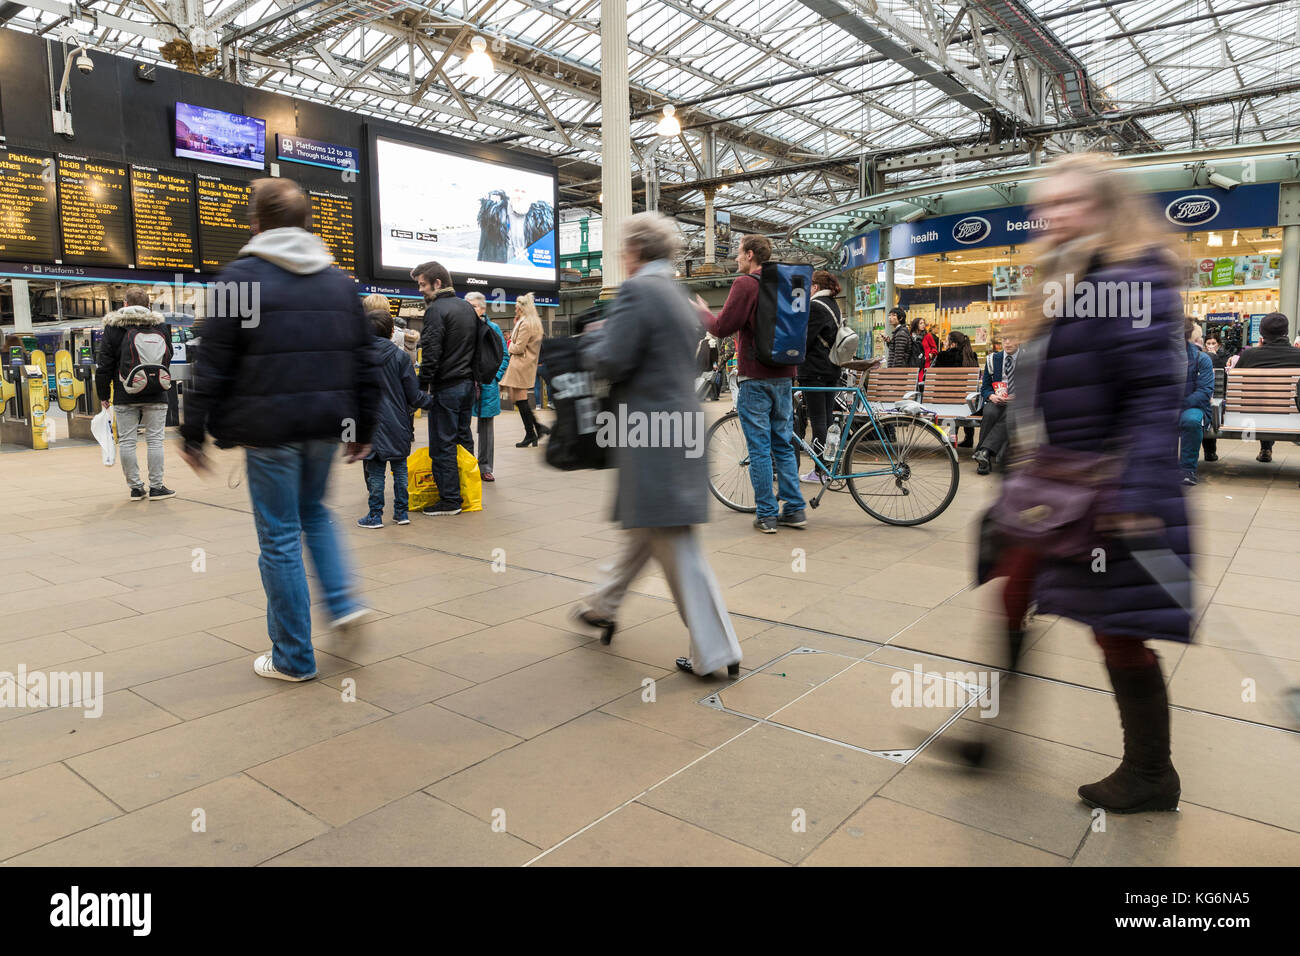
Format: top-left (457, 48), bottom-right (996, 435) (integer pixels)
top-left (500, 293), bottom-right (550, 446)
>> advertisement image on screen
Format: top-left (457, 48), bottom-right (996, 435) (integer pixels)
top-left (175, 103), bottom-right (266, 171)
top-left (374, 135), bottom-right (555, 285)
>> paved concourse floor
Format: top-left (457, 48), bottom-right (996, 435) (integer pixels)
top-left (1, 406), bottom-right (1297, 867)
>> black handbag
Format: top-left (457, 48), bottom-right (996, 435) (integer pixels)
top-left (539, 312), bottom-right (613, 472)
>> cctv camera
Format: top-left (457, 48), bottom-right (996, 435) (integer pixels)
top-left (76, 52), bottom-right (93, 74)
top-left (899, 206), bottom-right (927, 224)
top-left (1206, 169), bottom-right (1239, 191)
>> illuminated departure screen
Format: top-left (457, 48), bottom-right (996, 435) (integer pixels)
top-left (309, 190), bottom-right (356, 276)
top-left (131, 166), bottom-right (197, 271)
top-left (57, 154), bottom-right (131, 267)
top-left (196, 173), bottom-right (251, 270)
top-left (0, 148), bottom-right (59, 263)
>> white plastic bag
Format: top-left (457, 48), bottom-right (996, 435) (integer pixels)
top-left (91, 407), bottom-right (116, 466)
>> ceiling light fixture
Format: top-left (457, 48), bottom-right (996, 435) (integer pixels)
top-left (463, 36), bottom-right (494, 80)
top-left (656, 104), bottom-right (681, 137)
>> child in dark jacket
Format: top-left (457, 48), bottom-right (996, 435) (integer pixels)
top-left (359, 310), bottom-right (435, 528)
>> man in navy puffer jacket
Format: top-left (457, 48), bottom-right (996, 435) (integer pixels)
top-left (181, 177), bottom-right (379, 683)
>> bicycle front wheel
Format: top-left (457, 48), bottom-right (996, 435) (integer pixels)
top-left (706, 410), bottom-right (757, 512)
top-left (843, 414), bottom-right (959, 525)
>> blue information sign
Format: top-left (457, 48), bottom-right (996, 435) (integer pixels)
top-left (276, 134), bottom-right (360, 173)
top-left (846, 182), bottom-right (1282, 263)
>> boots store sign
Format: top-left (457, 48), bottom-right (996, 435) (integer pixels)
top-left (867, 182), bottom-right (1280, 261)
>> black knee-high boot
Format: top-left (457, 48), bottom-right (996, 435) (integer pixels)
top-left (1078, 658), bottom-right (1181, 813)
top-left (515, 399), bottom-right (539, 446)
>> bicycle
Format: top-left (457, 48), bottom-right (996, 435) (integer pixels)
top-left (705, 374), bottom-right (960, 526)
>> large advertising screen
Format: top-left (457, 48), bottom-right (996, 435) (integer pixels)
top-left (370, 131), bottom-right (557, 288)
top-left (175, 103), bottom-right (266, 171)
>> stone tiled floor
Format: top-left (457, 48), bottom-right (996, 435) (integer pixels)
top-left (2, 408), bottom-right (1298, 866)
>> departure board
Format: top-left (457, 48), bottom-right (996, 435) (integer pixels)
top-left (57, 154), bottom-right (131, 267)
top-left (196, 173), bottom-right (250, 270)
top-left (0, 148), bottom-right (59, 263)
top-left (131, 166), bottom-right (196, 271)
top-left (309, 190), bottom-right (356, 275)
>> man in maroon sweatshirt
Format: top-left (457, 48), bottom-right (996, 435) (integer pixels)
top-left (698, 235), bottom-right (806, 533)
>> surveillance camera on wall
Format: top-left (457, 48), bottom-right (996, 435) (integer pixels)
top-left (75, 52), bottom-right (94, 75)
top-left (899, 206), bottom-right (927, 224)
top-left (1206, 169), bottom-right (1239, 191)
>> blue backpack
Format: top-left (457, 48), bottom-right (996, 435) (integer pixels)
top-left (746, 263), bottom-right (813, 367)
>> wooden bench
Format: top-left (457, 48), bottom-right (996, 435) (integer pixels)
top-left (863, 367), bottom-right (921, 405)
top-left (918, 367), bottom-right (983, 426)
top-left (1208, 367), bottom-right (1300, 442)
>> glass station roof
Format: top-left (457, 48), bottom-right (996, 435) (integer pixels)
top-left (6, 0), bottom-right (1300, 246)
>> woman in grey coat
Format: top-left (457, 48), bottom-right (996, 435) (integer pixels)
top-left (570, 212), bottom-right (743, 679)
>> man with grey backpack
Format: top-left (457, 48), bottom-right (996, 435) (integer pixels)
top-left (797, 270), bottom-right (856, 483)
top-left (95, 287), bottom-right (175, 500)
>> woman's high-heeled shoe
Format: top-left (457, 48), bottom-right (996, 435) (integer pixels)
top-left (570, 606), bottom-right (616, 644)
top-left (675, 657), bottom-right (741, 678)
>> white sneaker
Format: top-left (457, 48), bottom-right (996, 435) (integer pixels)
top-left (331, 607), bottom-right (371, 632)
top-left (253, 653), bottom-right (314, 682)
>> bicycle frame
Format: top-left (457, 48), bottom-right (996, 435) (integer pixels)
top-left (791, 382), bottom-right (902, 480)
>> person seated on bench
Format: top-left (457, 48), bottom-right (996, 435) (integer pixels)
top-left (973, 334), bottom-right (1018, 475)
top-left (1201, 332), bottom-right (1228, 462)
top-left (1232, 312), bottom-right (1300, 463)
top-left (1181, 320), bottom-right (1214, 486)
top-left (933, 330), bottom-right (979, 447)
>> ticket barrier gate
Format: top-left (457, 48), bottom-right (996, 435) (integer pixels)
top-left (54, 329), bottom-right (100, 440)
top-left (1, 344), bottom-right (51, 449)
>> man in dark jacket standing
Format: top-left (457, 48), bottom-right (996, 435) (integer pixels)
top-left (1231, 311), bottom-right (1300, 462)
top-left (180, 177), bottom-right (378, 682)
top-left (886, 308), bottom-right (911, 368)
top-left (411, 260), bottom-right (477, 516)
top-left (698, 235), bottom-right (806, 534)
top-left (96, 288), bottom-right (175, 500)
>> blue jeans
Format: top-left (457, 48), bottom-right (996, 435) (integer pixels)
top-left (1179, 407), bottom-right (1205, 475)
top-left (428, 380), bottom-right (474, 508)
top-left (364, 457), bottom-right (409, 517)
top-left (245, 440), bottom-right (357, 678)
top-left (737, 378), bottom-right (805, 519)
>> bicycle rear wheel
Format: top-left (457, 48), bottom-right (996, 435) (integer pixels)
top-left (843, 414), bottom-right (959, 525)
top-left (706, 411), bottom-right (757, 512)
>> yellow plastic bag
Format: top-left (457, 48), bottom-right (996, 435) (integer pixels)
top-left (407, 444), bottom-right (482, 512)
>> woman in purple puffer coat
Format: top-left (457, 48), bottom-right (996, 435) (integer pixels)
top-left (983, 153), bottom-right (1191, 814)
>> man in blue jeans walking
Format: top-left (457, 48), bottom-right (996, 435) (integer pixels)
top-left (699, 235), bottom-right (806, 533)
top-left (180, 177), bottom-right (379, 682)
top-left (412, 260), bottom-right (479, 517)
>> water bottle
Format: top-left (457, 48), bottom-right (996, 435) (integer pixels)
top-left (824, 421), bottom-right (841, 464)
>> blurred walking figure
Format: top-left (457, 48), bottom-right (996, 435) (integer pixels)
top-left (571, 212), bottom-right (742, 678)
top-left (501, 293), bottom-right (550, 447)
top-left (977, 154), bottom-right (1191, 813)
top-left (180, 178), bottom-right (378, 682)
